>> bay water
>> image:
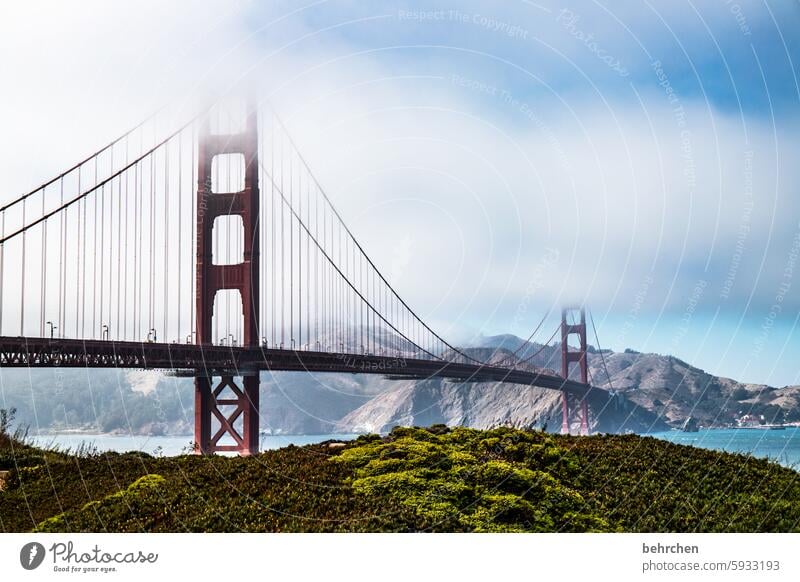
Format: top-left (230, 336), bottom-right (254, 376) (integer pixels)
top-left (28, 427), bottom-right (800, 469)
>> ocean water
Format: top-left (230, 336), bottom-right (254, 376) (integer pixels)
top-left (28, 428), bottom-right (800, 469)
top-left (28, 433), bottom-right (360, 457)
top-left (649, 427), bottom-right (800, 469)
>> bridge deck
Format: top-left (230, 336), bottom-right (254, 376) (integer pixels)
top-left (0, 336), bottom-right (594, 398)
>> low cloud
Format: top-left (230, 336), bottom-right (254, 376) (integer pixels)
top-left (1, 1), bottom-right (797, 379)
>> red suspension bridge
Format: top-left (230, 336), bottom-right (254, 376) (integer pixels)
top-left (0, 97), bottom-right (610, 455)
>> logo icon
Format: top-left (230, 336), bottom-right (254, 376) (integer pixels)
top-left (20, 542), bottom-right (46, 570)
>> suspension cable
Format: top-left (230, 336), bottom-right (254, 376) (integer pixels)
top-left (589, 310), bottom-right (613, 389)
top-left (0, 104), bottom-right (171, 214)
top-left (0, 115), bottom-right (200, 246)
top-left (512, 325), bottom-right (561, 367)
top-left (261, 165), bottom-right (441, 360)
top-left (493, 309), bottom-right (551, 366)
top-left (263, 103), bottom-right (485, 366)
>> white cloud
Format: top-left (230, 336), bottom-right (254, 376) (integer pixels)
top-left (0, 0), bottom-right (798, 354)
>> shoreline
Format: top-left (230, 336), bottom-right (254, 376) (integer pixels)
top-left (30, 430), bottom-right (364, 438)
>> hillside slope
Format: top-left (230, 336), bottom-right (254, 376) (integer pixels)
top-left (336, 375), bottom-right (665, 434)
top-left (479, 335), bottom-right (800, 427)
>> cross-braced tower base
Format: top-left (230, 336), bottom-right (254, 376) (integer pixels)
top-left (194, 374), bottom-right (259, 455)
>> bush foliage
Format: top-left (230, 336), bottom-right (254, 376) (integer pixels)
top-left (1, 423), bottom-right (799, 532)
top-left (333, 426), bottom-right (612, 531)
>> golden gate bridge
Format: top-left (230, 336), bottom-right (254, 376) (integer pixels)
top-left (0, 96), bottom-right (609, 455)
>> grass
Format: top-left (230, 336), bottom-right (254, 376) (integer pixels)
top-left (1, 424), bottom-right (799, 532)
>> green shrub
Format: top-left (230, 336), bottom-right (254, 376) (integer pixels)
top-left (2, 427), bottom-right (798, 533)
top-left (333, 426), bottom-right (614, 532)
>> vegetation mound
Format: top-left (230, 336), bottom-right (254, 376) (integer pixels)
top-left (333, 427), bottom-right (611, 531)
top-left (1, 419), bottom-right (799, 532)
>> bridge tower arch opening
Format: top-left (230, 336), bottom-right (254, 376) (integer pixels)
top-left (194, 99), bottom-right (261, 455)
top-left (560, 306), bottom-right (590, 436)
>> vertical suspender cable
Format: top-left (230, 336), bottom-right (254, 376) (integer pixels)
top-left (0, 210), bottom-right (4, 335)
top-left (322, 190), bottom-right (326, 347)
top-left (40, 193), bottom-right (47, 337)
top-left (318, 189), bottom-right (321, 349)
top-left (280, 130), bottom-right (285, 347)
top-left (134, 161), bottom-right (140, 339)
top-left (164, 141), bottom-right (169, 341)
top-left (20, 198), bottom-right (26, 335)
top-left (306, 171), bottom-right (310, 347)
top-left (271, 118), bottom-right (276, 346)
top-left (93, 162), bottom-right (98, 336)
top-left (298, 167), bottom-right (302, 348)
top-left (77, 176), bottom-right (83, 338)
top-left (289, 149), bottom-right (294, 349)
top-left (149, 153), bottom-right (155, 337)
top-left (105, 150), bottom-right (111, 336)
top-left (119, 144), bottom-right (127, 340)
top-left (177, 132), bottom-right (182, 341)
top-left (58, 178), bottom-right (64, 336)
top-left (191, 123), bottom-right (196, 342)
top-left (81, 190), bottom-right (87, 337)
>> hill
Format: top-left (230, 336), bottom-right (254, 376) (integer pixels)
top-left (336, 347), bottom-right (666, 434)
top-left (2, 425), bottom-right (799, 532)
top-left (478, 334), bottom-right (800, 427)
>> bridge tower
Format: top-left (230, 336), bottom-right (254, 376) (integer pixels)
top-left (561, 306), bottom-right (590, 436)
top-left (194, 101), bottom-right (261, 455)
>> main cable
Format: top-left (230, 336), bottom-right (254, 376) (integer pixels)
top-left (262, 103), bottom-right (485, 367)
top-left (589, 310), bottom-right (613, 389)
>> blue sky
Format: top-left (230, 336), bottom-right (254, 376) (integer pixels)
top-left (1, 0), bottom-right (799, 386)
top-left (236, 0), bottom-right (800, 386)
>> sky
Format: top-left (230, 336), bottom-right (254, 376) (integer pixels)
top-left (0, 0), bottom-right (799, 386)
